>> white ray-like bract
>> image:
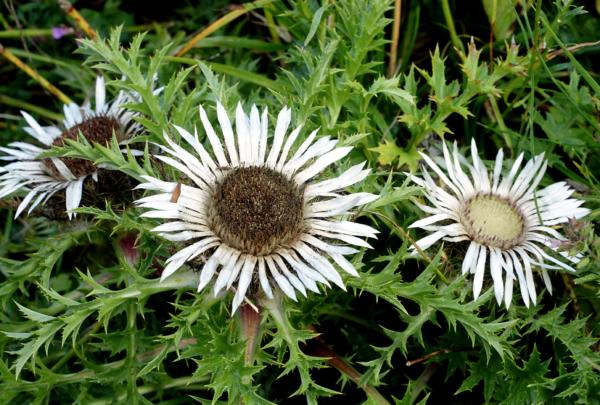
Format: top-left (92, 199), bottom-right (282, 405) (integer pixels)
top-left (136, 102), bottom-right (378, 312)
top-left (408, 140), bottom-right (589, 307)
top-left (0, 76), bottom-right (144, 219)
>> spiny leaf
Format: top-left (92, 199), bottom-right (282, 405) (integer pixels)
top-left (14, 302), bottom-right (55, 323)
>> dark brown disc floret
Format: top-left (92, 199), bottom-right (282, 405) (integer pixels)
top-left (208, 166), bottom-right (305, 256)
top-left (43, 115), bottom-right (123, 179)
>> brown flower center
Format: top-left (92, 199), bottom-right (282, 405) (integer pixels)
top-left (208, 166), bottom-right (305, 255)
top-left (43, 116), bottom-right (123, 179)
top-left (460, 193), bottom-right (526, 250)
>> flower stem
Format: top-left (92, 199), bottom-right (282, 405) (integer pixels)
top-left (126, 299), bottom-right (138, 404)
top-left (240, 302), bottom-right (262, 366)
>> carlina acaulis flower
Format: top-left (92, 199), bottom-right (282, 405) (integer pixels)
top-left (407, 139), bottom-right (589, 308)
top-left (0, 76), bottom-right (144, 219)
top-left (135, 102), bottom-right (379, 312)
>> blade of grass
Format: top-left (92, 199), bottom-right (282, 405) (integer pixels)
top-left (440, 0), bottom-right (464, 53)
top-left (540, 12), bottom-right (600, 96)
top-left (208, 62), bottom-right (284, 93)
top-left (263, 7), bottom-right (281, 44)
top-left (545, 40), bottom-right (600, 61)
top-left (0, 28), bottom-right (55, 38)
top-left (399, 1), bottom-right (420, 73)
top-left (0, 44), bottom-right (72, 104)
top-left (165, 55), bottom-right (285, 93)
top-left (0, 94), bottom-right (63, 121)
top-left (185, 35), bottom-right (284, 52)
top-left (7, 47), bottom-right (78, 70)
top-left (0, 24), bottom-right (176, 40)
top-left (174, 0), bottom-right (274, 57)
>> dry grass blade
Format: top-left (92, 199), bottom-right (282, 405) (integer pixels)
top-left (0, 43), bottom-right (72, 104)
top-left (387, 0), bottom-right (402, 77)
top-left (175, 0), bottom-right (273, 57)
top-left (57, 0), bottom-right (98, 39)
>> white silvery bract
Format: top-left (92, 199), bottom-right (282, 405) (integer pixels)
top-left (0, 76), bottom-right (143, 219)
top-left (408, 140), bottom-right (589, 307)
top-left (136, 102), bottom-right (378, 312)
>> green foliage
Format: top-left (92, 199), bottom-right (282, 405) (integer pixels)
top-left (0, 0), bottom-right (599, 404)
top-left (354, 250), bottom-right (515, 387)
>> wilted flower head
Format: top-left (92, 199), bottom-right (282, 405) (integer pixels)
top-left (0, 76), bottom-right (143, 218)
top-left (408, 140), bottom-right (589, 307)
top-left (136, 102), bottom-right (378, 312)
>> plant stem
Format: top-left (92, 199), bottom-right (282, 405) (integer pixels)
top-left (87, 376), bottom-right (210, 405)
top-left (51, 322), bottom-right (101, 371)
top-left (411, 363), bottom-right (438, 403)
top-left (136, 338), bottom-right (198, 362)
top-left (405, 348), bottom-right (451, 367)
top-left (263, 8), bottom-right (281, 44)
top-left (487, 95), bottom-right (512, 152)
top-left (306, 326), bottom-right (391, 405)
top-left (126, 299), bottom-right (138, 404)
top-left (440, 0), bottom-right (464, 54)
top-left (240, 303), bottom-right (262, 366)
top-left (366, 210), bottom-right (450, 284)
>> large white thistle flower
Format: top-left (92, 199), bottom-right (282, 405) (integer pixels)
top-left (408, 140), bottom-right (589, 308)
top-left (136, 102), bottom-right (378, 312)
top-left (0, 76), bottom-right (143, 219)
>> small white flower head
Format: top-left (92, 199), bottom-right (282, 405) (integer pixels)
top-left (0, 76), bottom-right (143, 219)
top-left (136, 102), bottom-right (378, 312)
top-left (408, 140), bottom-right (589, 308)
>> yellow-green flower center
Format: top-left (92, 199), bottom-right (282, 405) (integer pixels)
top-left (460, 194), bottom-right (526, 250)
